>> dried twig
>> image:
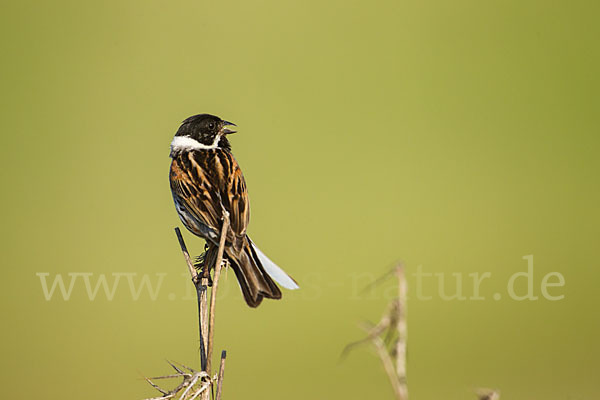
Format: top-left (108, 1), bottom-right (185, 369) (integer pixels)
top-left (394, 266), bottom-right (408, 399)
top-left (343, 263), bottom-right (408, 400)
top-left (175, 228), bottom-right (199, 282)
top-left (145, 212), bottom-right (230, 400)
top-left (175, 228), bottom-right (207, 369)
top-left (346, 262), bottom-right (501, 400)
top-left (143, 370), bottom-right (210, 400)
top-left (369, 332), bottom-right (405, 400)
top-left (215, 351), bottom-right (227, 400)
top-left (341, 302), bottom-right (394, 359)
top-left (207, 211), bottom-right (230, 374)
top-left (475, 388), bottom-right (501, 400)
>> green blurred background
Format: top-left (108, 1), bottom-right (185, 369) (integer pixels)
top-left (1, 0), bottom-right (598, 398)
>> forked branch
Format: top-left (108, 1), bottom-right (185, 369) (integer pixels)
top-left (144, 211), bottom-right (230, 400)
top-left (343, 263), bottom-right (408, 400)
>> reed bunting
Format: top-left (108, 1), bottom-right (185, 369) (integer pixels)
top-left (169, 114), bottom-right (299, 307)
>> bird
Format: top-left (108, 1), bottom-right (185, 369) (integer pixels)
top-left (169, 113), bottom-right (299, 307)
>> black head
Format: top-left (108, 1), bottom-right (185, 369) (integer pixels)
top-left (175, 114), bottom-right (237, 150)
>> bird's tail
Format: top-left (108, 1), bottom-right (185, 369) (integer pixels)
top-left (205, 237), bottom-right (299, 307)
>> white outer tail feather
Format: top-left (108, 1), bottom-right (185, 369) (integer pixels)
top-left (250, 241), bottom-right (299, 290)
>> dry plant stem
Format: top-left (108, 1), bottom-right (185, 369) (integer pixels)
top-left (143, 368), bottom-right (210, 400)
top-left (344, 262), bottom-right (408, 400)
top-left (370, 334), bottom-right (405, 400)
top-left (146, 222), bottom-right (230, 400)
top-left (206, 211), bottom-right (230, 374)
top-left (215, 351), bottom-right (227, 400)
top-left (175, 228), bottom-right (207, 371)
top-left (341, 303), bottom-right (393, 357)
top-left (199, 278), bottom-right (209, 372)
top-left (175, 228), bottom-right (199, 281)
top-left (475, 388), bottom-right (501, 400)
top-left (395, 265), bottom-right (408, 400)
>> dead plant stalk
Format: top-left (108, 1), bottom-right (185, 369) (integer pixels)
top-left (145, 211), bottom-right (230, 400)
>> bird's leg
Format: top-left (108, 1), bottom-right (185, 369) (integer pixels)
top-left (193, 243), bottom-right (208, 272)
top-left (205, 272), bottom-right (214, 287)
top-left (195, 242), bottom-right (214, 286)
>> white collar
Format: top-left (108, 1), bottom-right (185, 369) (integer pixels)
top-left (170, 135), bottom-right (220, 156)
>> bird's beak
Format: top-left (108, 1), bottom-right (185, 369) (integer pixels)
top-left (221, 120), bottom-right (237, 135)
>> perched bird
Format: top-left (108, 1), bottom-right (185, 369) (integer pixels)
top-left (169, 114), bottom-right (299, 307)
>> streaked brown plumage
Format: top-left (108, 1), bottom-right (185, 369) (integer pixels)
top-left (169, 114), bottom-right (298, 307)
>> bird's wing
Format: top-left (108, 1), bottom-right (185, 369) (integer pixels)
top-left (170, 149), bottom-right (248, 252)
top-left (220, 152), bottom-right (250, 243)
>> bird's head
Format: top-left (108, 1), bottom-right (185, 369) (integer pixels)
top-left (172, 114), bottom-right (237, 154)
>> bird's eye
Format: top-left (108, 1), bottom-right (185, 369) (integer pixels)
top-left (208, 122), bottom-right (216, 130)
